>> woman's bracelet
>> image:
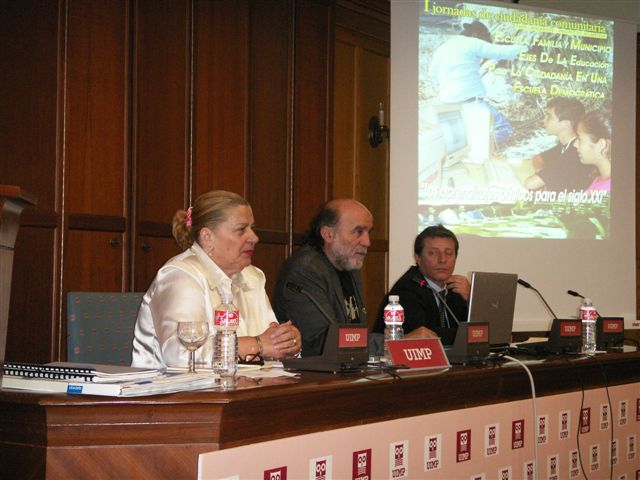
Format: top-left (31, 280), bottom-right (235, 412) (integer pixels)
top-left (254, 335), bottom-right (264, 356)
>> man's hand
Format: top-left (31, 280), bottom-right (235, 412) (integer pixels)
top-left (446, 274), bottom-right (471, 302)
top-left (405, 326), bottom-right (439, 339)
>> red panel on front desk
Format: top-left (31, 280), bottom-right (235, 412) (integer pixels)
top-left (338, 328), bottom-right (368, 348)
top-left (387, 338), bottom-right (450, 369)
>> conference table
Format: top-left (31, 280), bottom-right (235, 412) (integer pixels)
top-left (1, 351), bottom-right (639, 479)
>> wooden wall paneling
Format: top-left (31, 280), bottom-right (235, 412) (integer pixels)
top-left (135, 234), bottom-right (182, 292)
top-left (64, 231), bottom-right (125, 293)
top-left (332, 41), bottom-right (357, 199)
top-left (6, 226), bottom-right (57, 363)
top-left (0, 0), bottom-right (60, 207)
top-left (0, 1), bottom-right (62, 362)
top-left (245, 1), bottom-right (293, 285)
top-left (63, 0), bottom-right (130, 217)
top-left (133, 0), bottom-right (191, 290)
top-left (247, 0), bottom-right (292, 235)
top-left (252, 242), bottom-right (290, 299)
top-left (356, 49), bottom-right (389, 240)
top-left (134, 0), bottom-right (190, 223)
top-left (193, 0), bottom-right (249, 197)
top-left (292, 0), bottom-right (333, 233)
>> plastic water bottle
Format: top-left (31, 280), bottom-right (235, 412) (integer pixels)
top-left (213, 292), bottom-right (239, 379)
top-left (579, 297), bottom-right (597, 354)
top-left (383, 295), bottom-right (404, 363)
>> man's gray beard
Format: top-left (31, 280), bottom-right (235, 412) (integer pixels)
top-left (334, 252), bottom-right (363, 271)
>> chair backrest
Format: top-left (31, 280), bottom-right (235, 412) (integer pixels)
top-left (67, 292), bottom-right (144, 366)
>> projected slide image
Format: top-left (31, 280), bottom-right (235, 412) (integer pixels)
top-left (418, 0), bottom-right (613, 239)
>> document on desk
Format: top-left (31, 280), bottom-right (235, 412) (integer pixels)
top-left (166, 362), bottom-right (299, 379)
top-left (67, 372), bottom-right (216, 397)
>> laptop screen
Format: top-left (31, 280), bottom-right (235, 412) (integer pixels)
top-left (467, 272), bottom-right (518, 346)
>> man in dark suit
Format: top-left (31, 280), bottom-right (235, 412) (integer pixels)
top-left (373, 225), bottom-right (470, 345)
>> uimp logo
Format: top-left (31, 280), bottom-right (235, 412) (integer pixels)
top-left (580, 408), bottom-right (591, 434)
top-left (499, 467), bottom-right (511, 480)
top-left (402, 347), bottom-right (432, 361)
top-left (590, 444), bottom-right (600, 472)
top-left (390, 441), bottom-right (408, 479)
top-left (636, 398), bottom-right (640, 421)
top-left (456, 429), bottom-right (471, 463)
top-left (559, 411), bottom-right (570, 440)
top-left (600, 404), bottom-right (610, 430)
top-left (628, 434), bottom-right (636, 461)
top-left (524, 461), bottom-right (535, 480)
top-left (469, 325), bottom-right (488, 343)
top-left (485, 424), bottom-right (499, 457)
top-left (352, 449), bottom-right (371, 480)
top-left (537, 415), bottom-right (548, 444)
top-left (611, 439), bottom-right (618, 465)
top-left (394, 444), bottom-right (404, 467)
top-left (569, 449), bottom-right (580, 478)
top-left (559, 321), bottom-right (581, 336)
top-left (263, 466), bottom-right (287, 480)
top-left (619, 400), bottom-right (628, 426)
top-left (309, 456), bottom-right (331, 480)
top-left (604, 319), bottom-right (623, 332)
top-left (512, 420), bottom-right (524, 449)
top-left (339, 328), bottom-right (367, 348)
top-left (425, 434), bottom-right (442, 471)
top-left (547, 454), bottom-right (559, 480)
top-left (315, 460), bottom-right (327, 480)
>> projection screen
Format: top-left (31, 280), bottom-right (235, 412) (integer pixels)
top-left (390, 0), bottom-right (636, 330)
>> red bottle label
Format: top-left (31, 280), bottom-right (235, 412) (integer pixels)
top-left (580, 307), bottom-right (597, 321)
top-left (384, 308), bottom-right (404, 325)
top-left (215, 309), bottom-right (240, 328)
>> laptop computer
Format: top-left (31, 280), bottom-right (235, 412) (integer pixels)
top-left (467, 272), bottom-right (518, 350)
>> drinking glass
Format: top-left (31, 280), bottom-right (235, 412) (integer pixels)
top-left (177, 321), bottom-right (210, 373)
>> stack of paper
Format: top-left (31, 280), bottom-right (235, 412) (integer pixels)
top-left (2, 361), bottom-right (217, 397)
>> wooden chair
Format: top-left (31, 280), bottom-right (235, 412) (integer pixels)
top-left (67, 292), bottom-right (144, 365)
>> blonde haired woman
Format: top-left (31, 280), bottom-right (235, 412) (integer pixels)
top-left (132, 190), bottom-right (300, 369)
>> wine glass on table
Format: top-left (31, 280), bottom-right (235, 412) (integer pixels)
top-left (177, 320), bottom-right (210, 373)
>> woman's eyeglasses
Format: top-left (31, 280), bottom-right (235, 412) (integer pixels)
top-left (239, 353), bottom-right (264, 365)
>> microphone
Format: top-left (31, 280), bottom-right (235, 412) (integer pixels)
top-left (413, 275), bottom-right (461, 326)
top-left (517, 278), bottom-right (532, 289)
top-left (567, 289), bottom-right (601, 317)
top-left (517, 278), bottom-right (558, 319)
top-left (285, 282), bottom-right (336, 325)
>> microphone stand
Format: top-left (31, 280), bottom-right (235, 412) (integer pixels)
top-left (517, 278), bottom-right (558, 319)
top-left (286, 282), bottom-right (336, 325)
